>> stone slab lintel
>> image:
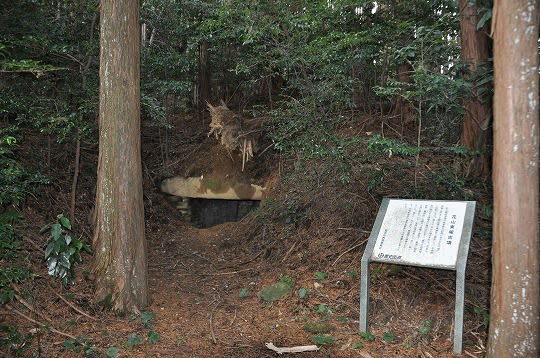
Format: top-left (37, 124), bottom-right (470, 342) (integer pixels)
top-left (161, 176), bottom-right (265, 200)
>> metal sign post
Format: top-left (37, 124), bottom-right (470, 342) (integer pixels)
top-left (359, 198), bottom-right (476, 355)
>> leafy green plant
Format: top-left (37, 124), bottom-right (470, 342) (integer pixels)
top-left (283, 199), bottom-right (309, 227)
top-left (428, 168), bottom-right (471, 199)
top-left (419, 319), bottom-right (432, 335)
top-left (239, 288), bottom-right (249, 298)
top-left (370, 267), bottom-right (383, 279)
top-left (403, 338), bottom-right (413, 349)
top-left (106, 346), bottom-right (120, 357)
top-left (383, 332), bottom-right (395, 343)
top-left (0, 265), bottom-right (32, 304)
top-left (140, 311), bottom-right (155, 329)
top-left (278, 275), bottom-right (295, 288)
top-left (360, 331), bottom-right (375, 341)
top-left (42, 214), bottom-right (92, 286)
top-left (367, 168), bottom-right (386, 193)
top-left (0, 324), bottom-right (31, 357)
top-left (0, 134), bottom-right (50, 206)
top-left (1, 59), bottom-right (64, 76)
top-left (62, 335), bottom-right (94, 355)
top-left (474, 306), bottom-right (489, 328)
top-left (141, 92), bottom-right (167, 125)
top-left (482, 203), bottom-right (493, 218)
top-left (147, 331), bottom-right (160, 345)
top-left (315, 271), bottom-right (327, 280)
top-left (312, 335), bottom-right (334, 345)
top-left (352, 342), bottom-right (363, 349)
top-left (446, 145), bottom-right (471, 155)
top-left (316, 304), bottom-right (330, 315)
top-left (367, 135), bottom-right (421, 157)
top-left (126, 333), bottom-right (142, 350)
top-left (262, 196), bottom-right (310, 228)
top-left (0, 211), bottom-right (22, 260)
top-left (297, 287), bottom-right (309, 299)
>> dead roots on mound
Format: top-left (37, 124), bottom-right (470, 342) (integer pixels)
top-left (207, 101), bottom-right (264, 171)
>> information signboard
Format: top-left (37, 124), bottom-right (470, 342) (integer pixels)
top-left (371, 200), bottom-right (467, 268)
top-left (359, 198), bottom-right (476, 355)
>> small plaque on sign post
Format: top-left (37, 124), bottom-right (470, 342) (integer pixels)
top-left (359, 198), bottom-right (475, 355)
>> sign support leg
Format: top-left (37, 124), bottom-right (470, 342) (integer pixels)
top-left (453, 268), bottom-right (465, 355)
top-left (359, 257), bottom-right (370, 332)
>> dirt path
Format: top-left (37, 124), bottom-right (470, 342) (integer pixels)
top-left (107, 206), bottom-right (486, 358)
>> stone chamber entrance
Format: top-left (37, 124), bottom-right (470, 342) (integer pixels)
top-left (189, 198), bottom-right (259, 228)
top-left (160, 176), bottom-right (265, 228)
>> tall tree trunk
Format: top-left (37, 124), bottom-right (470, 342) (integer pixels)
top-left (390, 62), bottom-right (413, 123)
top-left (487, 0), bottom-right (539, 356)
top-left (93, 0), bottom-right (149, 313)
top-left (198, 41), bottom-right (210, 112)
top-left (458, 0), bottom-right (490, 177)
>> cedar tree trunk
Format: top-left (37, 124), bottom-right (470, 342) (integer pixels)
top-left (458, 0), bottom-right (490, 176)
top-left (487, 0), bottom-right (539, 356)
top-left (93, 0), bottom-right (149, 313)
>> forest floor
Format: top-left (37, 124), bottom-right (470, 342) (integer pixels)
top-left (2, 108), bottom-right (492, 357)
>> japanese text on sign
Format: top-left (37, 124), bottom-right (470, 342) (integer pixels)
top-left (371, 200), bottom-right (467, 267)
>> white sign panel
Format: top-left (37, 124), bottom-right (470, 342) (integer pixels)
top-left (371, 200), bottom-right (467, 268)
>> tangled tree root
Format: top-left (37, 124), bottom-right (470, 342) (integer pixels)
top-left (207, 101), bottom-right (265, 171)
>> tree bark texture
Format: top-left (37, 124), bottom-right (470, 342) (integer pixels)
top-left (391, 62), bottom-right (413, 123)
top-left (458, 0), bottom-right (491, 176)
top-left (488, 0), bottom-right (539, 356)
top-left (93, 0), bottom-right (149, 313)
top-left (198, 41), bottom-right (210, 112)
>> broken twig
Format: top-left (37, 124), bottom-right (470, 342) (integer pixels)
top-left (265, 342), bottom-right (320, 354)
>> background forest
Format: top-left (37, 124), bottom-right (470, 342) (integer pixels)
top-left (1, 0), bottom-right (529, 357)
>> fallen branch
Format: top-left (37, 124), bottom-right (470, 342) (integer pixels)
top-left (201, 268), bottom-right (253, 276)
top-left (12, 284), bottom-right (51, 322)
top-left (13, 293), bottom-right (52, 323)
top-left (5, 304), bottom-right (77, 340)
top-left (21, 235), bottom-right (44, 253)
top-left (332, 239), bottom-right (368, 266)
top-left (209, 300), bottom-right (222, 344)
top-left (55, 292), bottom-right (97, 321)
top-left (175, 268), bottom-right (254, 276)
top-left (463, 350), bottom-right (480, 358)
top-left (265, 342), bottom-right (320, 354)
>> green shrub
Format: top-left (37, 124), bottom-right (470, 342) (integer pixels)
top-left (42, 214), bottom-right (92, 286)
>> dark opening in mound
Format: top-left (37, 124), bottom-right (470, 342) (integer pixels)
top-left (190, 199), bottom-right (259, 228)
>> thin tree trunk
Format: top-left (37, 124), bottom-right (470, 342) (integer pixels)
top-left (198, 41), bottom-right (210, 113)
top-left (458, 0), bottom-right (490, 177)
top-left (93, 0), bottom-right (149, 313)
top-left (487, 0), bottom-right (539, 356)
top-left (391, 62), bottom-right (413, 123)
top-left (69, 134), bottom-right (80, 223)
top-left (70, 10), bottom-right (97, 225)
